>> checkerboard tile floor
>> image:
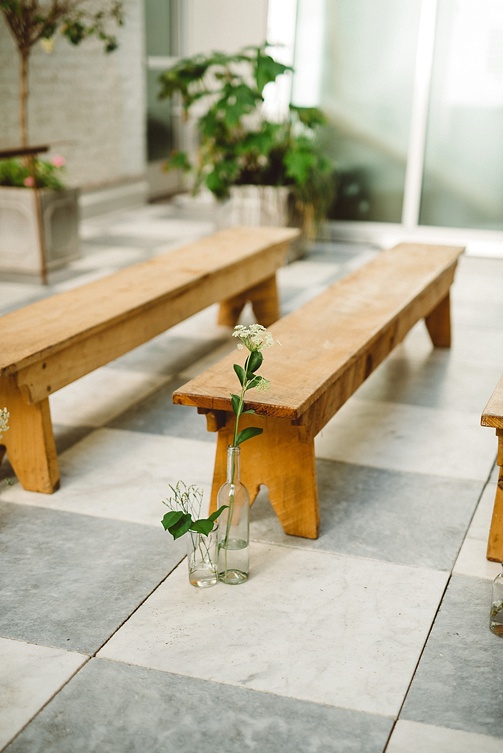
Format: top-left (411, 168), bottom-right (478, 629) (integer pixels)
top-left (1, 201), bottom-right (502, 752)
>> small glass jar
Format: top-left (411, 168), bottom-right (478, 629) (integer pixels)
top-left (490, 565), bottom-right (503, 636)
top-left (186, 525), bottom-right (218, 588)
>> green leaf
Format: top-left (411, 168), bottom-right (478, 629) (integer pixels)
top-left (236, 426), bottom-right (263, 445)
top-left (161, 510), bottom-right (184, 531)
top-left (247, 350), bottom-right (263, 374)
top-left (190, 505), bottom-right (228, 535)
top-left (190, 518), bottom-right (214, 536)
top-left (233, 363), bottom-right (246, 386)
top-left (161, 511), bottom-right (192, 539)
top-left (209, 504), bottom-right (229, 523)
top-left (231, 393), bottom-right (241, 416)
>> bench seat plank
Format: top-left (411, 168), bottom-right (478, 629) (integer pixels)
top-left (173, 242), bottom-right (464, 539)
top-left (0, 225), bottom-right (298, 493)
top-left (481, 375), bottom-right (503, 561)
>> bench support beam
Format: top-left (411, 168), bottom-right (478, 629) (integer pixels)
top-left (425, 292), bottom-right (451, 348)
top-left (0, 377), bottom-right (59, 493)
top-left (205, 411), bottom-right (319, 539)
top-left (218, 275), bottom-right (280, 328)
top-left (487, 429), bottom-right (503, 562)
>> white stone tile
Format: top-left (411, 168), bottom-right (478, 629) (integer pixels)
top-left (315, 397), bottom-right (495, 481)
top-left (387, 719), bottom-right (503, 753)
top-left (50, 368), bottom-right (168, 427)
top-left (454, 483), bottom-right (502, 580)
top-left (71, 247), bottom-right (148, 270)
top-left (1, 430), bottom-right (215, 527)
top-left (99, 543), bottom-right (447, 718)
top-left (0, 637), bottom-right (86, 750)
top-left (464, 483), bottom-right (497, 542)
top-left (0, 283), bottom-right (38, 310)
top-left (453, 537), bottom-right (501, 581)
top-left (277, 259), bottom-right (340, 288)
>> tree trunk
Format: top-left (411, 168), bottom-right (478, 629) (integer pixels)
top-left (20, 50), bottom-right (30, 147)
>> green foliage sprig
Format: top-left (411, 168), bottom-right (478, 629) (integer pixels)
top-left (161, 482), bottom-right (227, 541)
top-left (0, 155), bottom-right (66, 189)
top-left (230, 324), bottom-right (273, 447)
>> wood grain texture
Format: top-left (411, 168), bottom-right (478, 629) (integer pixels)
top-left (0, 225), bottom-right (298, 492)
top-left (174, 242), bottom-right (465, 539)
top-left (482, 375), bottom-right (503, 429)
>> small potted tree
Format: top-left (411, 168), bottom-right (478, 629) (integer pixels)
top-left (158, 43), bottom-right (336, 249)
top-left (0, 0), bottom-right (124, 279)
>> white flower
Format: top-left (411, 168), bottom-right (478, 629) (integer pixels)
top-left (0, 407), bottom-right (9, 440)
top-left (232, 324), bottom-right (274, 353)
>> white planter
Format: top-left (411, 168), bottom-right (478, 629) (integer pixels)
top-left (215, 185), bottom-right (305, 260)
top-left (0, 186), bottom-right (80, 274)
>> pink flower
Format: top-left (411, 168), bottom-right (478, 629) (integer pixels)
top-left (51, 155), bottom-right (65, 168)
top-left (24, 176), bottom-right (35, 187)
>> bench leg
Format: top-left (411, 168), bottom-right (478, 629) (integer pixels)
top-left (487, 430), bottom-right (503, 562)
top-left (425, 292), bottom-right (451, 347)
top-left (0, 378), bottom-right (60, 493)
top-left (207, 412), bottom-right (319, 539)
top-left (218, 274), bottom-right (280, 328)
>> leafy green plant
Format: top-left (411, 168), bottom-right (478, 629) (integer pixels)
top-left (0, 154), bottom-right (66, 189)
top-left (158, 43), bottom-right (335, 235)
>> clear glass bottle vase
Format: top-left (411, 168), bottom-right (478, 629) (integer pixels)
top-left (490, 564), bottom-right (503, 636)
top-left (217, 445), bottom-right (250, 585)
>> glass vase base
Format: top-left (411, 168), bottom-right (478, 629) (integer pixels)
top-left (218, 569), bottom-right (248, 585)
top-left (490, 599), bottom-right (503, 636)
top-left (189, 566), bottom-right (218, 589)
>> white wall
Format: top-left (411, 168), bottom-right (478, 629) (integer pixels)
top-left (183, 0), bottom-right (268, 55)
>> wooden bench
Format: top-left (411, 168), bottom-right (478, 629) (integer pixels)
top-left (0, 225), bottom-right (299, 493)
top-left (173, 242), bottom-right (465, 539)
top-left (481, 376), bottom-right (503, 562)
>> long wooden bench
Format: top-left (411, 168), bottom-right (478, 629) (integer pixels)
top-left (481, 376), bottom-right (503, 562)
top-left (0, 225), bottom-right (299, 493)
top-left (173, 242), bottom-right (465, 539)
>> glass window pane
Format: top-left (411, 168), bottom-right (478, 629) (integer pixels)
top-left (420, 0), bottom-right (503, 230)
top-left (294, 0), bottom-right (421, 223)
top-left (146, 0), bottom-right (172, 56)
top-left (146, 69), bottom-right (175, 162)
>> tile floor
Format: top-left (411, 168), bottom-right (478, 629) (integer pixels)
top-left (0, 201), bottom-right (502, 752)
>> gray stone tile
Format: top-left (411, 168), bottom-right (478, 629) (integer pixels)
top-left (250, 460), bottom-right (483, 570)
top-left (0, 502), bottom-right (185, 654)
top-left (107, 376), bottom-right (214, 440)
top-left (355, 348), bottom-right (502, 413)
top-left (5, 658), bottom-right (393, 753)
top-left (401, 574), bottom-right (503, 738)
top-left (387, 719), bottom-right (503, 753)
top-left (104, 332), bottom-right (230, 376)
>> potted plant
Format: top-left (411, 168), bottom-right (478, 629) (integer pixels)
top-left (0, 0), bottom-right (124, 278)
top-left (158, 43), bottom-right (336, 245)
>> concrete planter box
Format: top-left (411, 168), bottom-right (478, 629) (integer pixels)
top-left (0, 186), bottom-right (80, 274)
top-left (216, 185), bottom-right (305, 261)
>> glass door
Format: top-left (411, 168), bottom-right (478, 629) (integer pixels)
top-left (290, 0), bottom-right (503, 255)
top-left (145, 0), bottom-right (183, 199)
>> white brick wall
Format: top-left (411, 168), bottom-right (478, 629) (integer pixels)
top-left (0, 0), bottom-right (269, 202)
top-left (0, 0), bottom-right (146, 191)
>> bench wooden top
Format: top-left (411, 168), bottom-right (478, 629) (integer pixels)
top-left (173, 243), bottom-right (464, 425)
top-left (482, 376), bottom-right (503, 429)
top-left (0, 225), bottom-right (298, 375)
